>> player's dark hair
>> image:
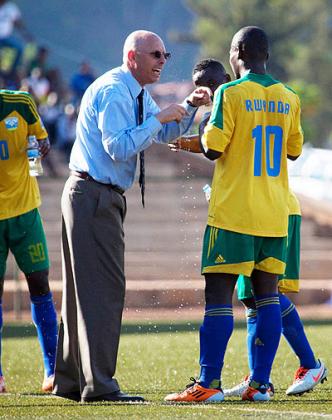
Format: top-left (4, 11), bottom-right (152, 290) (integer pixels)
top-left (192, 59), bottom-right (226, 77)
top-left (192, 59), bottom-right (228, 93)
top-left (237, 26), bottom-right (269, 60)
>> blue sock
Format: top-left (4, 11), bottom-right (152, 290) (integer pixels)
top-left (279, 293), bottom-right (317, 369)
top-left (246, 308), bottom-right (257, 377)
top-left (0, 301), bottom-right (3, 376)
top-left (199, 304), bottom-right (233, 388)
top-left (252, 294), bottom-right (281, 385)
top-left (31, 292), bottom-right (58, 377)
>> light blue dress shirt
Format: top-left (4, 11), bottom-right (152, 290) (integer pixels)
top-left (70, 64), bottom-right (197, 191)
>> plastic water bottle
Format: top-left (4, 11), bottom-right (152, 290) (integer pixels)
top-left (202, 184), bottom-right (212, 202)
top-left (27, 135), bottom-right (43, 176)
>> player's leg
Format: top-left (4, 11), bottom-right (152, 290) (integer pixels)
top-left (278, 214), bottom-right (327, 394)
top-left (241, 234), bottom-right (286, 401)
top-left (25, 269), bottom-right (58, 391)
top-left (279, 293), bottom-right (328, 394)
top-left (9, 209), bottom-right (57, 391)
top-left (242, 269), bottom-right (281, 401)
top-left (199, 273), bottom-right (238, 389)
top-left (223, 275), bottom-right (256, 397)
top-left (165, 226), bottom-right (251, 403)
top-left (0, 218), bottom-right (9, 393)
top-left (165, 273), bottom-right (237, 403)
top-left (0, 278), bottom-right (5, 393)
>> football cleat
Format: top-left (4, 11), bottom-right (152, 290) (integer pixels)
top-left (242, 381), bottom-right (270, 402)
top-left (225, 375), bottom-right (274, 398)
top-left (286, 359), bottom-right (328, 396)
top-left (42, 374), bottom-right (54, 393)
top-left (165, 377), bottom-right (224, 403)
top-left (224, 375), bottom-right (250, 397)
top-left (0, 376), bottom-right (6, 393)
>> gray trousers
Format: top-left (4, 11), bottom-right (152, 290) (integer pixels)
top-left (53, 175), bottom-right (126, 398)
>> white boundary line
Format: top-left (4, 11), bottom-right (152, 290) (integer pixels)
top-left (185, 405), bottom-right (332, 418)
top-left (225, 407), bottom-right (332, 418)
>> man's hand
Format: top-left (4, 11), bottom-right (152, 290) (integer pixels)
top-left (38, 138), bottom-right (51, 157)
top-left (156, 104), bottom-right (188, 124)
top-left (186, 87), bottom-right (212, 107)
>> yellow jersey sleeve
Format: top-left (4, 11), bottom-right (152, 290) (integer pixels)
top-left (201, 85), bottom-right (236, 153)
top-left (287, 95), bottom-right (303, 157)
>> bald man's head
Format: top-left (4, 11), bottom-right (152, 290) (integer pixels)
top-left (123, 30), bottom-right (164, 63)
top-left (123, 30), bottom-right (168, 86)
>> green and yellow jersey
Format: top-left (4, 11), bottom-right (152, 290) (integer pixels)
top-left (202, 72), bottom-right (303, 237)
top-left (288, 188), bottom-right (301, 216)
top-left (0, 90), bottom-right (48, 220)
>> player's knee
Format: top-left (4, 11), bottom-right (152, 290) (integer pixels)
top-left (25, 269), bottom-right (50, 296)
top-left (204, 274), bottom-right (234, 305)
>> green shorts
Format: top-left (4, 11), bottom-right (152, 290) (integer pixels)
top-left (237, 215), bottom-right (301, 300)
top-left (201, 225), bottom-right (287, 277)
top-left (0, 208), bottom-right (49, 278)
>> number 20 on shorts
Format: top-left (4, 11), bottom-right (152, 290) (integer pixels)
top-left (252, 125), bottom-right (283, 177)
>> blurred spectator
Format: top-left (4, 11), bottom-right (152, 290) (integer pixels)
top-left (38, 91), bottom-right (62, 177)
top-left (56, 103), bottom-right (77, 162)
top-left (46, 67), bottom-right (65, 100)
top-left (0, 0), bottom-right (33, 75)
top-left (27, 45), bottom-right (49, 75)
top-left (21, 67), bottom-right (50, 104)
top-left (27, 45), bottom-right (65, 100)
top-left (39, 91), bottom-right (61, 145)
top-left (70, 61), bottom-right (95, 105)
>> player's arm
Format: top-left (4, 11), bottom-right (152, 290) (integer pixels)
top-left (199, 135), bottom-right (222, 160)
top-left (287, 154), bottom-right (300, 161)
top-left (287, 96), bottom-right (303, 162)
top-left (198, 113), bottom-right (222, 160)
top-left (25, 92), bottom-right (50, 157)
top-left (200, 87), bottom-right (235, 160)
top-left (38, 137), bottom-right (51, 157)
top-left (169, 134), bottom-right (201, 153)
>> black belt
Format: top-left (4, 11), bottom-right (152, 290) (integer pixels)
top-left (70, 171), bottom-right (124, 195)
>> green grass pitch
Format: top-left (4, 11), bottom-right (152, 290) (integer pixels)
top-left (0, 321), bottom-right (331, 419)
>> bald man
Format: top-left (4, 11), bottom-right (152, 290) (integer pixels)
top-left (53, 30), bottom-right (211, 403)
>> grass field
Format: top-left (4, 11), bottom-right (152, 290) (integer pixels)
top-left (0, 321), bottom-right (331, 419)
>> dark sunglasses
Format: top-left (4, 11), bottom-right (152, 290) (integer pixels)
top-left (144, 51), bottom-right (171, 60)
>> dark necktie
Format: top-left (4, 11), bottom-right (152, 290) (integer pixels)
top-left (137, 89), bottom-right (145, 207)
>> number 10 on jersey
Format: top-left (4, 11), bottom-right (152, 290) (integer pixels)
top-left (252, 125), bottom-right (283, 177)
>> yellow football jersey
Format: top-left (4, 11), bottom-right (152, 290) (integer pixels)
top-left (202, 72), bottom-right (303, 237)
top-left (288, 189), bottom-right (301, 216)
top-left (0, 90), bottom-right (48, 220)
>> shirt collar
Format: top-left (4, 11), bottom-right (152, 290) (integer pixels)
top-left (121, 64), bottom-right (143, 100)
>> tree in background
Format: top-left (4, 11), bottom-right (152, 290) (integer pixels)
top-left (185, 0), bottom-right (332, 147)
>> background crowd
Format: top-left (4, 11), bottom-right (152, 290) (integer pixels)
top-left (0, 0), bottom-right (96, 176)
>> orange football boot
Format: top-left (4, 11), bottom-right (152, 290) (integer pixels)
top-left (165, 378), bottom-right (224, 403)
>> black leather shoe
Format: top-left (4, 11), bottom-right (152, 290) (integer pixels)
top-left (53, 391), bottom-right (81, 402)
top-left (82, 390), bottom-right (145, 403)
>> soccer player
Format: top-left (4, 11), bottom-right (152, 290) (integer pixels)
top-left (171, 60), bottom-right (328, 398)
top-left (165, 26), bottom-right (303, 403)
top-left (0, 89), bottom-right (58, 393)
top-left (225, 189), bottom-right (327, 397)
